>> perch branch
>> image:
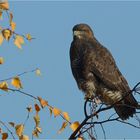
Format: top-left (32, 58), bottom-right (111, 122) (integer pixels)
top-left (69, 82), bottom-right (140, 139)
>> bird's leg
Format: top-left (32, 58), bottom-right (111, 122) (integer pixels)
top-left (84, 91), bottom-right (101, 106)
top-left (84, 92), bottom-right (94, 100)
top-left (93, 96), bottom-right (102, 105)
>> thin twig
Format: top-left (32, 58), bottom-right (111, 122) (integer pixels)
top-left (78, 124), bottom-right (94, 138)
top-left (0, 68), bottom-right (38, 82)
top-left (0, 120), bottom-right (15, 139)
top-left (132, 82), bottom-right (140, 92)
top-left (86, 117), bottom-right (119, 125)
top-left (117, 119), bottom-right (140, 129)
top-left (84, 100), bottom-right (89, 118)
top-left (87, 130), bottom-right (96, 140)
top-left (100, 123), bottom-right (106, 140)
top-left (24, 111), bottom-right (30, 126)
top-left (108, 113), bottom-right (117, 120)
top-left (93, 125), bottom-right (98, 140)
top-left (8, 88), bottom-right (37, 100)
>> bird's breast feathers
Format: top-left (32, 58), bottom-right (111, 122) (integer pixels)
top-left (79, 80), bottom-right (96, 99)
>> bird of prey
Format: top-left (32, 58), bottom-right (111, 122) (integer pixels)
top-left (70, 23), bottom-right (138, 120)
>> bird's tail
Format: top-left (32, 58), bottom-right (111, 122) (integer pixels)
top-left (114, 97), bottom-right (137, 120)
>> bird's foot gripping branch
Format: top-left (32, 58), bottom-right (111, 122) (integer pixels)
top-left (69, 82), bottom-right (140, 140)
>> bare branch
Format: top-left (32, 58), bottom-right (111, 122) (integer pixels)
top-left (8, 88), bottom-right (37, 100)
top-left (24, 111), bottom-right (30, 126)
top-left (0, 68), bottom-right (38, 82)
top-left (69, 82), bottom-right (140, 139)
top-left (100, 124), bottom-right (106, 140)
top-left (0, 120), bottom-right (15, 139)
top-left (117, 119), bottom-right (140, 129)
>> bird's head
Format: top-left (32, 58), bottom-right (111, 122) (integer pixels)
top-left (72, 23), bottom-right (94, 39)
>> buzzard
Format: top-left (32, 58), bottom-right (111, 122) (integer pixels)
top-left (70, 23), bottom-right (138, 120)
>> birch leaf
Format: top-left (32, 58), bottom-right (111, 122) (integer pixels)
top-left (0, 57), bottom-right (4, 64)
top-left (15, 124), bottom-right (24, 137)
top-left (2, 133), bottom-right (8, 140)
top-left (70, 121), bottom-right (80, 131)
top-left (11, 76), bottom-right (22, 89)
top-left (38, 96), bottom-right (48, 108)
top-left (0, 2), bottom-right (9, 10)
top-left (0, 33), bottom-right (4, 45)
top-left (2, 29), bottom-right (12, 41)
top-left (58, 122), bottom-right (68, 134)
top-left (52, 108), bottom-right (61, 117)
top-left (0, 81), bottom-right (8, 91)
top-left (63, 112), bottom-right (70, 122)
top-left (14, 35), bottom-right (24, 49)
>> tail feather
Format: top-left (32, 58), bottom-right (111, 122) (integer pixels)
top-left (114, 105), bottom-right (135, 120)
top-left (114, 99), bottom-right (137, 120)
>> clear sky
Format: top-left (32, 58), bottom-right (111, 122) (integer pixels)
top-left (0, 1), bottom-right (140, 139)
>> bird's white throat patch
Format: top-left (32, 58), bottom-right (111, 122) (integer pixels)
top-left (73, 31), bottom-right (84, 38)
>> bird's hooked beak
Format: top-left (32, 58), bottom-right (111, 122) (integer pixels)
top-left (73, 31), bottom-right (84, 37)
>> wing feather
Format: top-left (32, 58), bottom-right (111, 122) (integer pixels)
top-left (83, 40), bottom-right (130, 92)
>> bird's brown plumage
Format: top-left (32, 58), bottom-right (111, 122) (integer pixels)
top-left (70, 23), bottom-right (138, 120)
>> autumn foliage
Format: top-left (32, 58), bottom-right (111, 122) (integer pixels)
top-left (0, 1), bottom-right (80, 139)
top-left (0, 1), bottom-right (32, 49)
top-left (2, 1), bottom-right (140, 140)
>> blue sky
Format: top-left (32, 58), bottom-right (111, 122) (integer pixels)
top-left (0, 1), bottom-right (140, 139)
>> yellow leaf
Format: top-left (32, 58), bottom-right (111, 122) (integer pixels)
top-left (0, 1), bottom-right (9, 10)
top-left (63, 112), bottom-right (70, 122)
top-left (77, 137), bottom-right (84, 140)
top-left (0, 33), bottom-right (4, 45)
top-left (36, 69), bottom-right (41, 76)
top-left (34, 114), bottom-right (40, 127)
top-left (9, 122), bottom-right (15, 127)
top-left (2, 133), bottom-right (8, 140)
top-left (0, 57), bottom-right (4, 64)
top-left (26, 105), bottom-right (32, 112)
top-left (58, 122), bottom-right (68, 134)
top-left (49, 107), bottom-right (53, 116)
top-left (38, 97), bottom-right (48, 108)
top-left (15, 124), bottom-right (24, 137)
top-left (0, 26), bottom-right (2, 30)
top-left (9, 12), bottom-right (13, 23)
top-left (19, 135), bottom-right (29, 140)
top-left (70, 121), bottom-right (80, 131)
top-left (0, 81), bottom-right (8, 91)
top-left (2, 29), bottom-right (12, 41)
top-left (10, 21), bottom-right (16, 31)
top-left (32, 129), bottom-right (39, 138)
top-left (26, 33), bottom-right (32, 41)
top-left (52, 107), bottom-right (61, 117)
top-left (14, 35), bottom-right (24, 49)
top-left (11, 76), bottom-right (22, 89)
top-left (34, 104), bottom-right (40, 112)
top-left (36, 127), bottom-right (42, 133)
top-left (0, 11), bottom-right (2, 20)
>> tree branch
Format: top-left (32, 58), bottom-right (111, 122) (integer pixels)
top-left (8, 88), bottom-right (37, 100)
top-left (0, 120), bottom-right (15, 140)
top-left (0, 68), bottom-right (38, 82)
top-left (69, 82), bottom-right (140, 139)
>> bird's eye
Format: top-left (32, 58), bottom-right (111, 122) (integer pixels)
top-left (82, 29), bottom-right (88, 32)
